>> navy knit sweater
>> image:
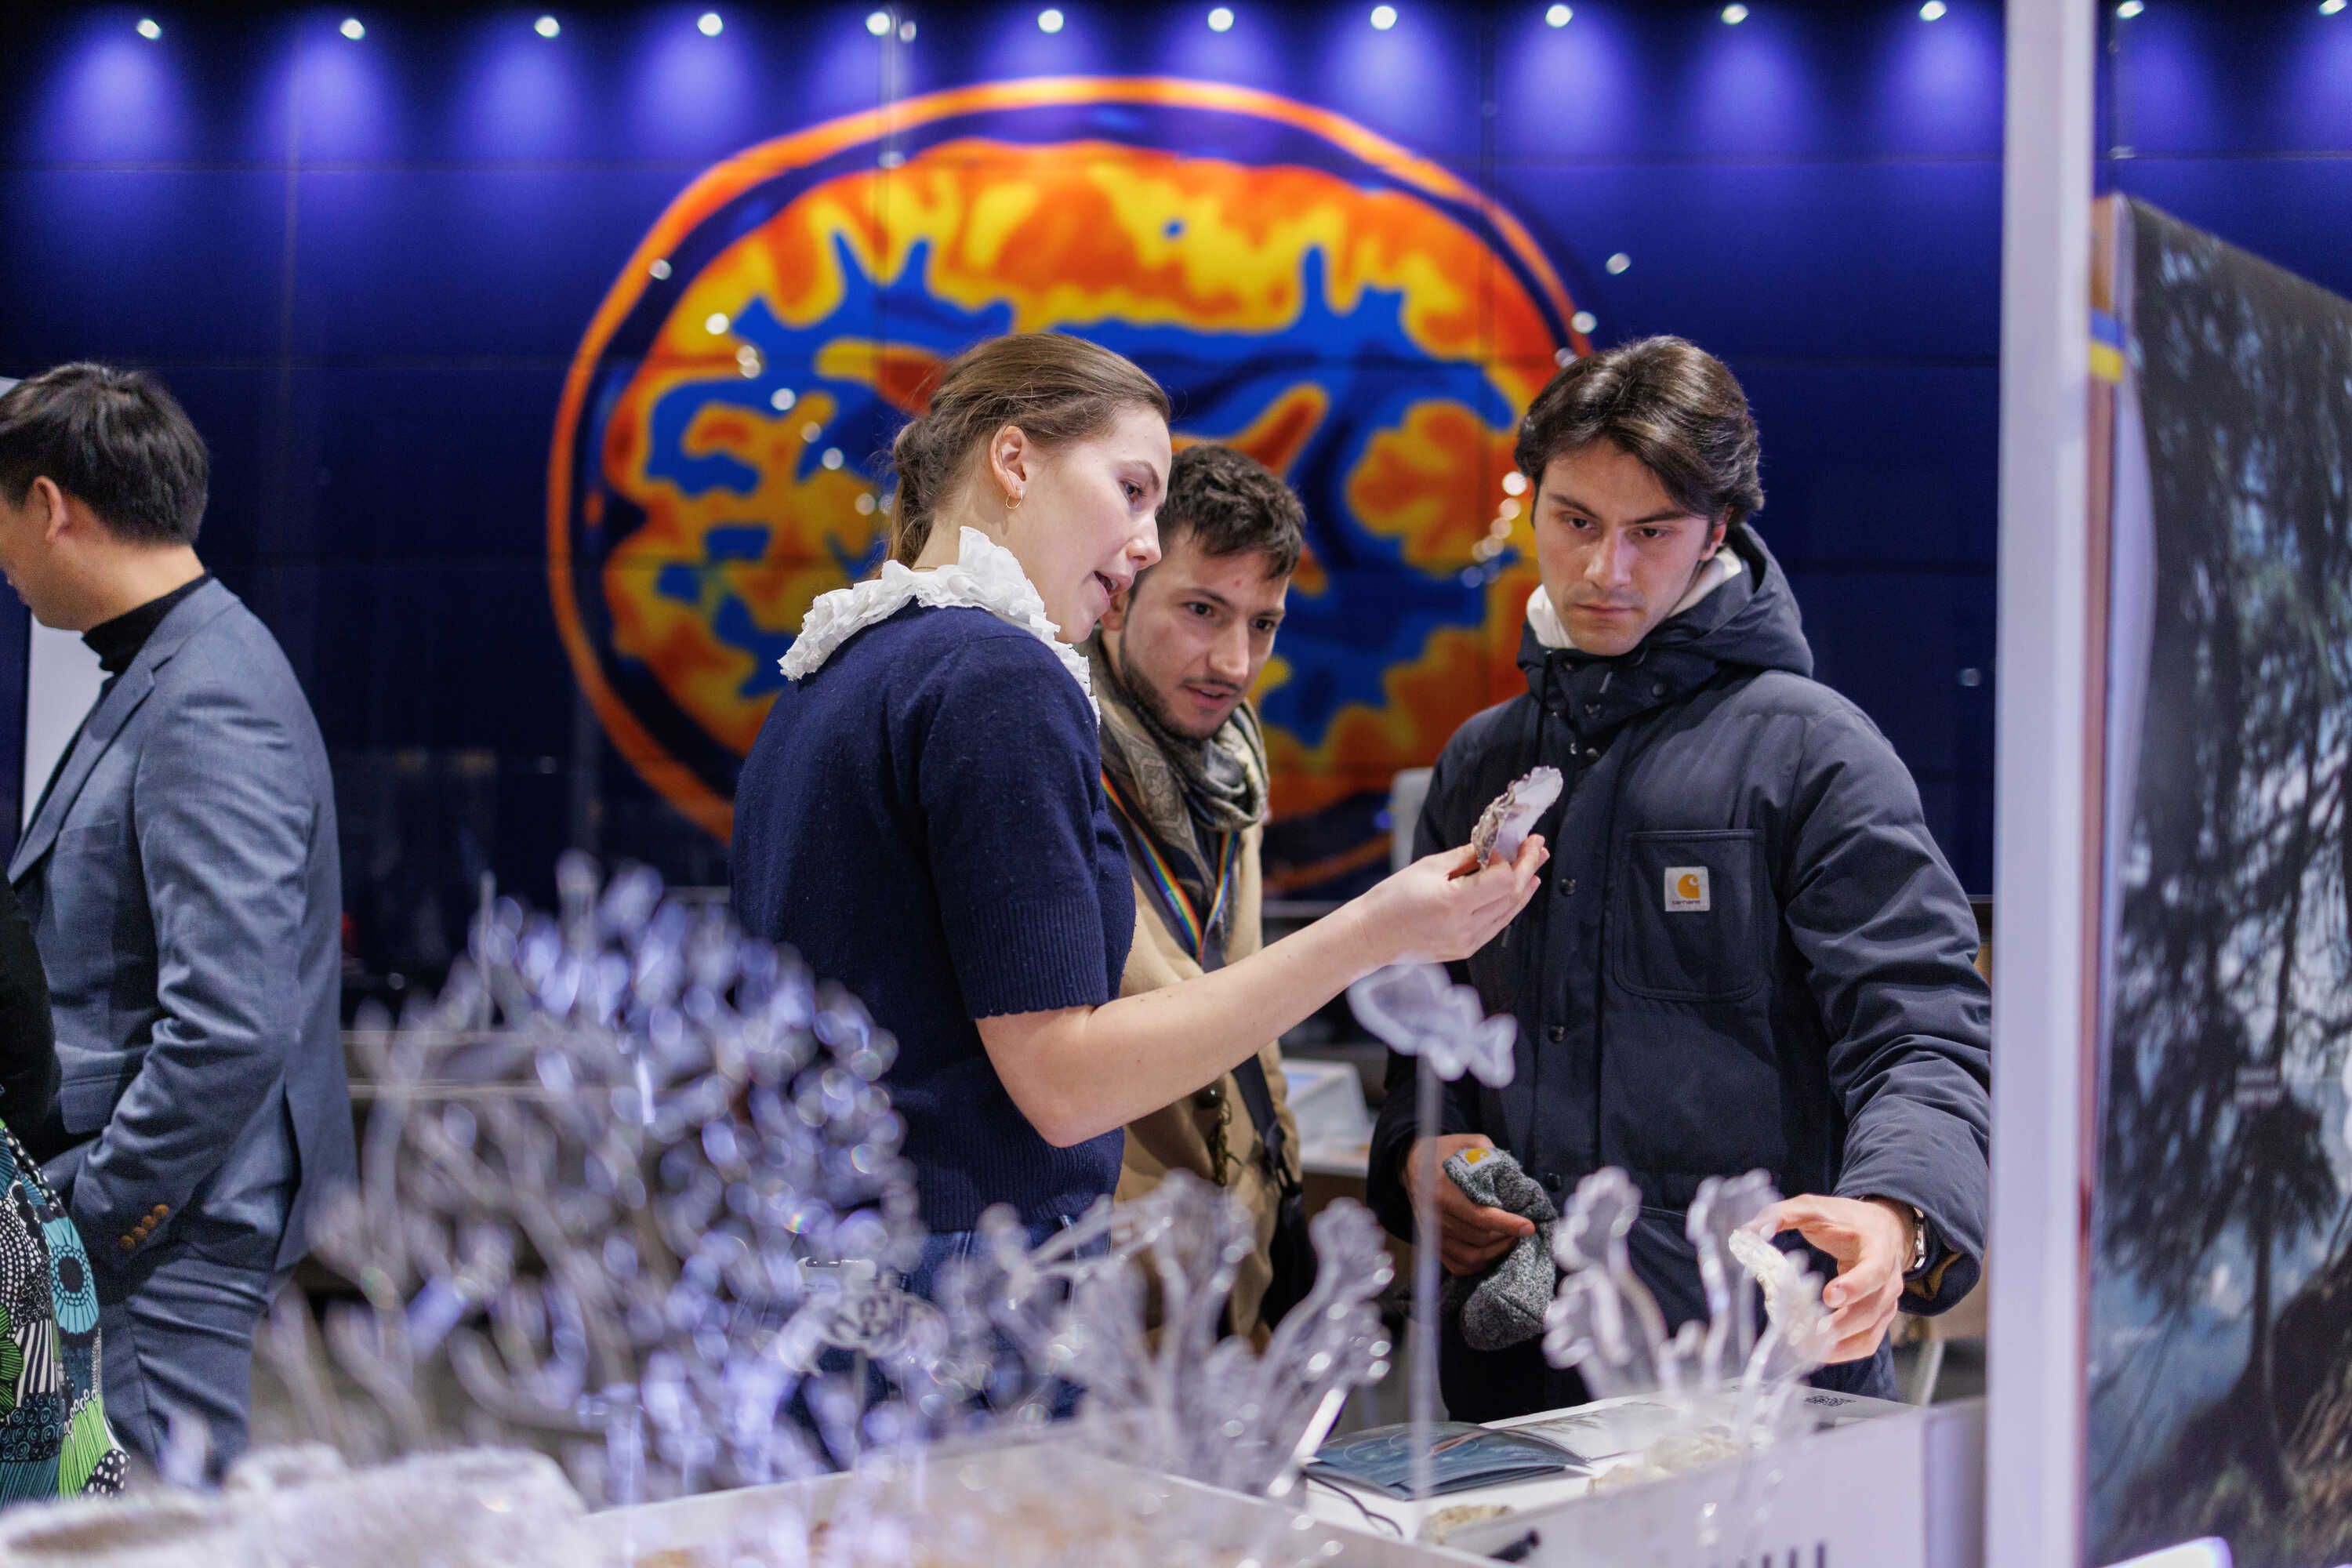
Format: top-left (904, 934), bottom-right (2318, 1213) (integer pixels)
top-left (732, 603), bottom-right (1132, 1232)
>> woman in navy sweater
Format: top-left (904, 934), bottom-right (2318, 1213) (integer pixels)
top-left (734, 332), bottom-right (1544, 1287)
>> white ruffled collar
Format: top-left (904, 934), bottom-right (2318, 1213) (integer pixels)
top-left (779, 526), bottom-right (1095, 712)
top-left (1526, 549), bottom-right (1744, 651)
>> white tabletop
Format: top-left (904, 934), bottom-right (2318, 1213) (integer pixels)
top-left (1299, 1388), bottom-right (1915, 1547)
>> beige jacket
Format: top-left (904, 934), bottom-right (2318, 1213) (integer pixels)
top-left (1112, 819), bottom-right (1304, 1342)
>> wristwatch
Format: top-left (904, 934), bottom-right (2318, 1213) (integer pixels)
top-left (1903, 1204), bottom-right (1932, 1279)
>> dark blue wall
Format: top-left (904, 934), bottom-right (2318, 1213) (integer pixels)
top-left (0, 0), bottom-right (2069, 983)
top-left (2106, 2), bottom-right (2352, 307)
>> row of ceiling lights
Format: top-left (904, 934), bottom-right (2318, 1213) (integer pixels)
top-left (967, 5), bottom-right (1968, 31)
top-left (126, 1), bottom-right (2347, 45)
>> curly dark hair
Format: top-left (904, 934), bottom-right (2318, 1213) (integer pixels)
top-left (1512, 336), bottom-right (1763, 528)
top-left (1148, 443), bottom-right (1305, 582)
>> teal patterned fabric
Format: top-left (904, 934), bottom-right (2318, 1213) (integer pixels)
top-left (0, 1120), bottom-right (125, 1505)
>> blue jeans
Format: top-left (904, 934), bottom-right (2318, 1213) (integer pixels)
top-left (902, 1216), bottom-right (1101, 1420)
top-left (900, 1215), bottom-right (1087, 1298)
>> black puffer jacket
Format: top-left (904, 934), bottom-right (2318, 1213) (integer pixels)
top-left (1367, 526), bottom-right (1990, 1416)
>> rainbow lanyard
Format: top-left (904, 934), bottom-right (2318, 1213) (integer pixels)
top-left (1100, 771), bottom-right (1238, 962)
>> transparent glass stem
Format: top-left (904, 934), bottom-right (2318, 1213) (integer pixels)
top-left (1410, 1056), bottom-right (1441, 1511)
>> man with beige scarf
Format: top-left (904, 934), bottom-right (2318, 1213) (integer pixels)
top-left (1086, 444), bottom-right (1308, 1341)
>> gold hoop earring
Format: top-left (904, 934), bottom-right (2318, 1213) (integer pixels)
top-left (1003, 490), bottom-right (1023, 513)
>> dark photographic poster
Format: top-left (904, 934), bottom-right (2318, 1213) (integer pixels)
top-left (2088, 199), bottom-right (2352, 1568)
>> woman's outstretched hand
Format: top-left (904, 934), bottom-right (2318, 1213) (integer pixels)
top-left (1347, 836), bottom-right (1548, 969)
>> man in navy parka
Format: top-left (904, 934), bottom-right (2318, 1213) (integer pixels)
top-left (1367, 336), bottom-right (1991, 1415)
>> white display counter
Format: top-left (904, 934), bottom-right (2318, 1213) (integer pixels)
top-left (1294, 1392), bottom-right (1982, 1567)
top-left (588, 1443), bottom-right (1486, 1567)
top-left (581, 1392), bottom-right (1984, 1568)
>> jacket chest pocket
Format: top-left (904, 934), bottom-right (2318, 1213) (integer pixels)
top-left (1611, 829), bottom-right (1772, 1004)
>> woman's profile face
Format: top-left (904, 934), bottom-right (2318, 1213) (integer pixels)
top-left (1000, 404), bottom-right (1171, 640)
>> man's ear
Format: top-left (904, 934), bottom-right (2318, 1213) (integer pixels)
top-left (31, 477), bottom-right (71, 545)
top-left (1700, 516), bottom-right (1730, 561)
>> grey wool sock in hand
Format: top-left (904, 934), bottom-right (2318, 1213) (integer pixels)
top-left (1437, 1146), bottom-right (1559, 1352)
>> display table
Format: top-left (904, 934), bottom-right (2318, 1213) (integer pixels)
top-left (581, 1392), bottom-right (1983, 1568)
top-left (1301, 1388), bottom-right (1919, 1544)
top-left (588, 1443), bottom-right (1486, 1567)
top-left (1338, 1392), bottom-right (1986, 1568)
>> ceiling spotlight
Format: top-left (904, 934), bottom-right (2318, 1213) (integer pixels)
top-left (1501, 471), bottom-right (1527, 495)
top-left (1721, 2), bottom-right (1748, 20)
top-left (339, 16), bottom-right (366, 39)
top-left (535, 13), bottom-right (560, 37)
top-left (136, 17), bottom-right (162, 39)
top-left (705, 311), bottom-right (731, 335)
top-left (1547, 4), bottom-right (1571, 24)
top-left (1037, 7), bottom-right (1063, 31)
top-left (1605, 252), bottom-right (1631, 274)
top-left (899, 18), bottom-right (916, 38)
top-left (1370, 5), bottom-right (1398, 29)
top-left (867, 9), bottom-right (891, 34)
top-left (2114, 0), bottom-right (2143, 14)
top-left (2324, 0), bottom-right (2347, 15)
top-left (649, 258), bottom-right (673, 280)
top-left (1208, 5), bottom-right (1235, 29)
top-left (1571, 310), bottom-right (1597, 333)
top-left (769, 387), bottom-right (797, 412)
top-left (1920, 0), bottom-right (1947, 16)
top-left (697, 11), bottom-right (723, 35)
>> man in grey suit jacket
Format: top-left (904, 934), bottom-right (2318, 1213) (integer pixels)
top-left (0, 364), bottom-right (354, 1466)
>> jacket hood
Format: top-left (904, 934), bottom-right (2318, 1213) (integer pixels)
top-left (1516, 524), bottom-right (1813, 734)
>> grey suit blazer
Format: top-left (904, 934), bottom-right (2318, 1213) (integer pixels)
top-left (8, 579), bottom-right (354, 1276)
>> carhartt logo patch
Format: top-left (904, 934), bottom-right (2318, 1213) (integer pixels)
top-left (1664, 867), bottom-right (1711, 913)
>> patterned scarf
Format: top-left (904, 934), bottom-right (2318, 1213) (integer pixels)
top-left (1085, 634), bottom-right (1269, 951)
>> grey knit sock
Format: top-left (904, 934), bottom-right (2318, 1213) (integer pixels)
top-left (1437, 1147), bottom-right (1559, 1352)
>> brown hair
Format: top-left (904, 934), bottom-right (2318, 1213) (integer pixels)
top-left (1145, 443), bottom-right (1306, 583)
top-left (1512, 336), bottom-right (1764, 529)
top-left (886, 332), bottom-right (1171, 566)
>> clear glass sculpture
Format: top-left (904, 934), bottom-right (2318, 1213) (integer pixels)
top-left (1543, 1165), bottom-right (1837, 1497)
top-left (194, 857), bottom-right (1409, 1566)
top-left (263, 853), bottom-right (930, 1503)
top-left (1345, 959), bottom-right (1519, 1512)
top-left (926, 1173), bottom-right (1396, 1499)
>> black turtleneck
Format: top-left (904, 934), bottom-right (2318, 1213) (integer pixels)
top-left (83, 572), bottom-right (212, 683)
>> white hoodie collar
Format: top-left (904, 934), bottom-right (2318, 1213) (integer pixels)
top-left (1526, 548), bottom-right (1746, 652)
top-left (779, 526), bottom-right (1095, 712)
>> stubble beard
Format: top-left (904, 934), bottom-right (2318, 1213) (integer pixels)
top-left (1132, 665), bottom-right (1226, 744)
